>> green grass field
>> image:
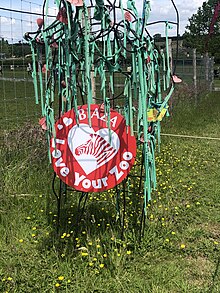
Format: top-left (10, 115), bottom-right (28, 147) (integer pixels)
top-left (0, 72), bottom-right (220, 292)
top-left (0, 70), bottom-right (40, 136)
top-left (214, 79), bottom-right (220, 87)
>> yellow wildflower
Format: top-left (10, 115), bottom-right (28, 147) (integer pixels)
top-left (58, 276), bottom-right (64, 281)
top-left (81, 252), bottom-right (89, 257)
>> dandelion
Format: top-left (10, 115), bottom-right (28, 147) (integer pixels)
top-left (180, 244), bottom-right (186, 249)
top-left (32, 227), bottom-right (37, 230)
top-left (31, 234), bottom-right (36, 237)
top-left (96, 244), bottom-right (101, 248)
top-left (67, 279), bottom-right (71, 283)
top-left (88, 242), bottom-right (93, 246)
top-left (126, 250), bottom-right (132, 255)
top-left (103, 254), bottom-right (107, 258)
top-left (7, 277), bottom-right (13, 281)
top-left (214, 241), bottom-right (218, 245)
top-left (26, 216), bottom-right (31, 220)
top-left (81, 252), bottom-right (89, 257)
top-left (55, 283), bottom-right (61, 288)
top-left (99, 263), bottom-right (105, 268)
top-left (117, 253), bottom-right (121, 257)
top-left (89, 262), bottom-right (94, 266)
top-left (171, 232), bottom-right (176, 235)
top-left (58, 276), bottom-right (64, 281)
top-left (19, 239), bottom-right (24, 243)
top-left (82, 231), bottom-right (86, 235)
top-left (165, 238), bottom-right (170, 242)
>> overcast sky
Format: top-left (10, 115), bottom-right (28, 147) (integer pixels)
top-left (0, 0), bottom-right (205, 43)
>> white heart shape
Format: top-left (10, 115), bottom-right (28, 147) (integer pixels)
top-left (63, 117), bottom-right (73, 126)
top-left (57, 124), bottom-right (63, 130)
top-left (68, 124), bottom-right (120, 175)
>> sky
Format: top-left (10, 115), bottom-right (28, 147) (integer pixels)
top-left (0, 0), bottom-right (205, 43)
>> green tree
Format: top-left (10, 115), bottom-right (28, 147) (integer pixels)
top-left (0, 38), bottom-right (10, 57)
top-left (183, 0), bottom-right (220, 58)
top-left (12, 41), bottom-right (31, 58)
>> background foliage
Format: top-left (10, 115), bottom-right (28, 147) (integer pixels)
top-left (184, 0), bottom-right (220, 61)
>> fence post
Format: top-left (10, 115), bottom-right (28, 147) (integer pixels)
top-left (205, 52), bottom-right (209, 83)
top-left (193, 48), bottom-right (197, 104)
top-left (210, 56), bottom-right (214, 92)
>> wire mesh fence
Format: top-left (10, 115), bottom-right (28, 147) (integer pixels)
top-left (0, 1), bottom-right (215, 140)
top-left (0, 1), bottom-right (57, 141)
top-left (173, 47), bottom-right (214, 88)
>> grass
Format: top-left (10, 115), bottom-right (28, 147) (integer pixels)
top-left (214, 79), bottom-right (220, 87)
top-left (165, 91), bottom-right (220, 138)
top-left (0, 75), bottom-right (220, 292)
top-left (0, 70), bottom-right (40, 135)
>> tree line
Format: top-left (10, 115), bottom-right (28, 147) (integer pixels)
top-left (0, 38), bottom-right (31, 59)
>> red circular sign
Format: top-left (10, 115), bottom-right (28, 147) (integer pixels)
top-left (50, 104), bottom-right (136, 192)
